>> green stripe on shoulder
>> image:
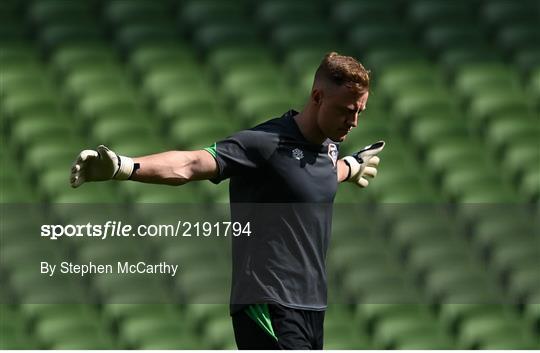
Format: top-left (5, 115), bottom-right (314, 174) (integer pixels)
top-left (204, 142), bottom-right (217, 158)
top-left (245, 304), bottom-right (278, 341)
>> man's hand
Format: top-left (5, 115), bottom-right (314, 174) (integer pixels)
top-left (341, 141), bottom-right (385, 187)
top-left (70, 145), bottom-right (135, 188)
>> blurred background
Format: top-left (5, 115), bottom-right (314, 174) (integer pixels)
top-left (1, 0), bottom-right (539, 349)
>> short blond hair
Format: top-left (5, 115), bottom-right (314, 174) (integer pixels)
top-left (314, 52), bottom-right (370, 93)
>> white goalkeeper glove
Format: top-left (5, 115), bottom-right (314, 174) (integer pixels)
top-left (70, 145), bottom-right (136, 188)
top-left (342, 141), bottom-right (385, 187)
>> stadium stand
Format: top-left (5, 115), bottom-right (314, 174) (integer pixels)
top-left (1, 0), bottom-right (538, 349)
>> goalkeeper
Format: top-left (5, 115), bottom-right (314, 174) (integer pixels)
top-left (70, 52), bottom-right (384, 349)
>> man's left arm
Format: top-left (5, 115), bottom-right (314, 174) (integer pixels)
top-left (337, 141), bottom-right (385, 187)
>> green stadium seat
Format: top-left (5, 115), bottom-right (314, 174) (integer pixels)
top-left (372, 312), bottom-right (449, 349)
top-left (409, 113), bottom-right (470, 150)
top-left (2, 89), bottom-right (60, 122)
top-left (364, 45), bottom-right (428, 72)
top-left (119, 315), bottom-right (189, 348)
top-left (490, 240), bottom-right (540, 279)
top-left (256, 0), bottom-right (324, 27)
top-left (514, 48), bottom-right (540, 74)
top-left (388, 210), bottom-right (456, 255)
top-left (78, 90), bottom-right (140, 121)
top-left (324, 309), bottom-right (371, 349)
top-left (129, 43), bottom-right (196, 76)
top-left (407, 0), bottom-right (476, 27)
top-left (105, 0), bottom-right (172, 27)
top-left (141, 70), bottom-right (208, 103)
top-left (208, 44), bottom-right (275, 77)
top-left (407, 241), bottom-right (476, 281)
top-left (378, 62), bottom-right (444, 99)
top-left (348, 23), bottom-right (413, 52)
top-left (219, 65), bottom-right (289, 102)
top-left (203, 316), bottom-right (236, 349)
top-left (439, 304), bottom-right (511, 333)
top-left (423, 137), bottom-right (496, 176)
top-left (10, 116), bottom-right (76, 151)
top-left (485, 116), bottom-right (540, 152)
top-left (270, 22), bottom-right (337, 54)
top-left (332, 0), bottom-right (400, 29)
top-left (115, 24), bottom-right (179, 52)
top-left (507, 266), bottom-right (540, 303)
top-left (28, 0), bottom-right (95, 26)
top-left (454, 63), bottom-right (522, 101)
top-left (194, 23), bottom-right (260, 52)
top-left (34, 314), bottom-right (110, 348)
top-left (392, 88), bottom-right (458, 121)
top-left (179, 0), bottom-right (249, 30)
top-left (481, 0), bottom-right (540, 28)
top-left (155, 88), bottom-right (221, 120)
top-left (520, 166), bottom-right (539, 200)
top-left (39, 23), bottom-right (105, 51)
top-left (236, 94), bottom-right (294, 125)
top-left (169, 115), bottom-right (235, 150)
top-left (438, 46), bottom-right (501, 73)
top-left (528, 66), bottom-right (540, 102)
top-left (91, 119), bottom-right (156, 146)
top-left (442, 169), bottom-right (517, 202)
top-left (423, 265), bottom-right (501, 304)
top-left (139, 336), bottom-right (202, 349)
top-left (103, 304), bottom-right (177, 322)
top-left (458, 312), bottom-right (535, 349)
top-left (51, 43), bottom-right (118, 75)
top-left (423, 24), bottom-right (489, 54)
top-left (497, 24), bottom-right (540, 55)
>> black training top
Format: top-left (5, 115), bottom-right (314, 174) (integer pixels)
top-left (207, 110), bottom-right (339, 314)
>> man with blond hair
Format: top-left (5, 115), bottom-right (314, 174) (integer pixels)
top-left (70, 52), bottom-right (384, 349)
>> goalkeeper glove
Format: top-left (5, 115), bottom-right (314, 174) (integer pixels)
top-left (342, 141), bottom-right (385, 187)
top-left (70, 145), bottom-right (135, 188)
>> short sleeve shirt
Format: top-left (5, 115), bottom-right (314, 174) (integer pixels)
top-left (207, 110), bottom-right (339, 313)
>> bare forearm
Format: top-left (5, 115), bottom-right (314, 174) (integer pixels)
top-left (337, 159), bottom-right (350, 183)
top-left (131, 150), bottom-right (217, 185)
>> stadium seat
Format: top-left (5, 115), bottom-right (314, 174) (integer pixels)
top-left (179, 0), bottom-right (248, 30)
top-left (458, 312), bottom-right (535, 349)
top-left (485, 116), bottom-right (540, 152)
top-left (332, 0), bottom-right (400, 29)
top-left (422, 24), bottom-right (489, 54)
top-left (520, 166), bottom-right (540, 200)
top-left (28, 0), bottom-right (95, 27)
top-left (454, 63), bottom-right (522, 102)
top-left (193, 22), bottom-right (260, 53)
top-left (51, 43), bottom-right (118, 75)
top-left (256, 0), bottom-right (324, 27)
top-left (496, 24), bottom-right (540, 55)
top-left (407, 0), bottom-right (477, 28)
top-left (481, 0), bottom-right (540, 29)
top-left (115, 23), bottom-right (179, 53)
top-left (348, 23), bottom-right (414, 53)
top-left (38, 23), bottom-right (105, 51)
top-left (129, 42), bottom-right (196, 76)
top-left (119, 315), bottom-right (189, 348)
top-left (105, 0), bottom-right (172, 27)
top-left (270, 22), bottom-right (337, 54)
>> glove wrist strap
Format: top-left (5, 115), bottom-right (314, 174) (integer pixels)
top-left (113, 155), bottom-right (135, 180)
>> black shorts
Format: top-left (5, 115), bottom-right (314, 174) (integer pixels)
top-left (232, 304), bottom-right (325, 349)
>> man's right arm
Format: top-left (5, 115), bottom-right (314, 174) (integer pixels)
top-left (70, 145), bottom-right (218, 188)
top-left (130, 150), bottom-right (218, 185)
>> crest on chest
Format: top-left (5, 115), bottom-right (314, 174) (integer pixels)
top-left (328, 143), bottom-right (338, 167)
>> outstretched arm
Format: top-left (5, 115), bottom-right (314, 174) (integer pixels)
top-left (131, 150), bottom-right (218, 185)
top-left (70, 145), bottom-right (218, 188)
